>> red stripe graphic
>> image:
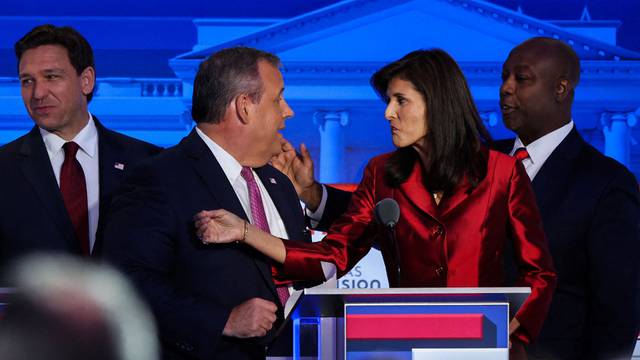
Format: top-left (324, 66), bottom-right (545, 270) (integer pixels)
top-left (346, 313), bottom-right (484, 340)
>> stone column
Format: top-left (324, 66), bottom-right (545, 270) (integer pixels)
top-left (601, 111), bottom-right (637, 166)
top-left (314, 110), bottom-right (349, 183)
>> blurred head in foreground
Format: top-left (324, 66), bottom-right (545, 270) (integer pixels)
top-left (0, 254), bottom-right (158, 360)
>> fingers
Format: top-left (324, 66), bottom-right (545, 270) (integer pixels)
top-left (508, 317), bottom-right (520, 335)
top-left (271, 151), bottom-right (289, 169)
top-left (281, 138), bottom-right (294, 152)
top-left (270, 156), bottom-right (284, 170)
top-left (271, 150), bottom-right (296, 173)
top-left (299, 143), bottom-right (312, 166)
top-left (196, 225), bottom-right (205, 239)
top-left (194, 209), bottom-right (246, 244)
top-left (224, 298), bottom-right (278, 338)
top-left (193, 210), bottom-right (214, 221)
top-left (252, 297), bottom-right (278, 313)
top-left (194, 209), bottom-right (229, 222)
top-left (250, 298), bottom-right (278, 333)
top-left (194, 217), bottom-right (209, 229)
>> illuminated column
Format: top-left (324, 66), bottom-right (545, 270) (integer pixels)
top-left (601, 112), bottom-right (637, 166)
top-left (314, 110), bottom-right (349, 183)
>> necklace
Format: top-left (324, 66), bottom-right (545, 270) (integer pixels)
top-left (432, 191), bottom-right (443, 205)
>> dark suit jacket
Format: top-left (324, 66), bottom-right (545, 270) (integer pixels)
top-left (283, 149), bottom-right (556, 343)
top-left (313, 185), bottom-right (353, 232)
top-left (102, 130), bottom-right (309, 360)
top-left (0, 118), bottom-right (160, 269)
top-left (496, 128), bottom-right (640, 359)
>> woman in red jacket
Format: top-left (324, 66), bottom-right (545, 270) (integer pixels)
top-left (195, 49), bottom-right (556, 345)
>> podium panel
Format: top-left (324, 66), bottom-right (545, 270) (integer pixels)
top-left (289, 287), bottom-right (529, 360)
top-left (345, 302), bottom-right (508, 360)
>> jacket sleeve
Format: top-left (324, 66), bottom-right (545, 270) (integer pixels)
top-left (277, 159), bottom-right (379, 282)
top-left (312, 185), bottom-right (353, 232)
top-left (506, 160), bottom-right (557, 344)
top-left (101, 166), bottom-right (230, 359)
top-left (586, 168), bottom-right (640, 358)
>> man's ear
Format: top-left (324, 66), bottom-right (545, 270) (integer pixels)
top-left (235, 94), bottom-right (250, 124)
top-left (80, 66), bottom-right (95, 96)
top-left (555, 78), bottom-right (570, 102)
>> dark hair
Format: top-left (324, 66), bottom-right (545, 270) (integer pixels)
top-left (371, 49), bottom-right (493, 195)
top-left (191, 47), bottom-right (281, 124)
top-left (14, 24), bottom-right (96, 102)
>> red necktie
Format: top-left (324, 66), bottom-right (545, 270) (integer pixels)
top-left (514, 147), bottom-right (530, 162)
top-left (240, 167), bottom-right (290, 306)
top-left (60, 142), bottom-right (90, 256)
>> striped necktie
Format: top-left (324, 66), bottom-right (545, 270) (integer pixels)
top-left (240, 166), bottom-right (290, 306)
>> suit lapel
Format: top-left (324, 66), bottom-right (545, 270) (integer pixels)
top-left (399, 161), bottom-right (439, 219)
top-left (255, 166), bottom-right (300, 241)
top-left (183, 131), bottom-right (248, 220)
top-left (438, 177), bottom-right (473, 217)
top-left (95, 118), bottom-right (127, 216)
top-left (439, 148), bottom-right (491, 216)
top-left (531, 128), bottom-right (583, 219)
top-left (398, 151), bottom-right (484, 218)
top-left (183, 131), bottom-right (277, 295)
top-left (19, 127), bottom-right (78, 251)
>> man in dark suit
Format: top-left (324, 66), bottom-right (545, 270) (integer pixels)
top-left (102, 47), bottom-right (307, 359)
top-left (275, 37), bottom-right (640, 359)
top-left (498, 36), bottom-right (639, 360)
top-left (0, 25), bottom-right (160, 268)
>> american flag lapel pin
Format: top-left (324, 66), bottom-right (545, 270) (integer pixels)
top-left (269, 178), bottom-right (277, 184)
top-left (114, 162), bottom-right (125, 170)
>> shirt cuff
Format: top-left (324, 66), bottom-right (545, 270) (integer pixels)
top-left (305, 183), bottom-right (328, 228)
top-left (320, 261), bottom-right (337, 280)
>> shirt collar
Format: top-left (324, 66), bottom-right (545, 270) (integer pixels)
top-left (195, 126), bottom-right (243, 185)
top-left (39, 113), bottom-right (98, 159)
top-left (511, 120), bottom-right (574, 165)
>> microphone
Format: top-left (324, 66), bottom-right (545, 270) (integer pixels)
top-left (374, 198), bottom-right (400, 228)
top-left (374, 198), bottom-right (401, 286)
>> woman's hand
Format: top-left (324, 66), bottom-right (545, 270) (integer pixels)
top-left (508, 317), bottom-right (521, 349)
top-left (194, 209), bottom-right (245, 244)
top-left (195, 209), bottom-right (287, 264)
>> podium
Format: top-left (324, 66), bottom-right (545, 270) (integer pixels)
top-left (288, 287), bottom-right (530, 360)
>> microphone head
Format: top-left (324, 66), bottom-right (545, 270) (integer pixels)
top-left (374, 198), bottom-right (400, 228)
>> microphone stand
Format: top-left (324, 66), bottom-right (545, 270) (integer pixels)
top-left (386, 223), bottom-right (401, 286)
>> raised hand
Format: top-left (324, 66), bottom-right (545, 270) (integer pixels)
top-left (270, 139), bottom-right (322, 210)
top-left (271, 138), bottom-right (298, 188)
top-left (194, 209), bottom-right (245, 244)
top-left (222, 298), bottom-right (278, 338)
top-left (270, 139), bottom-right (315, 193)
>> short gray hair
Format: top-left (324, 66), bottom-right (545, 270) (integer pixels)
top-left (191, 47), bottom-right (281, 124)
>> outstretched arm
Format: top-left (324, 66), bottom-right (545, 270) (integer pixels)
top-left (195, 209), bottom-right (287, 264)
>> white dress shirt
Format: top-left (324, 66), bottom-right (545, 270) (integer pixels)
top-left (196, 128), bottom-right (336, 305)
top-left (510, 121), bottom-right (574, 180)
top-left (195, 127), bottom-right (289, 241)
top-left (40, 114), bottom-right (100, 252)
